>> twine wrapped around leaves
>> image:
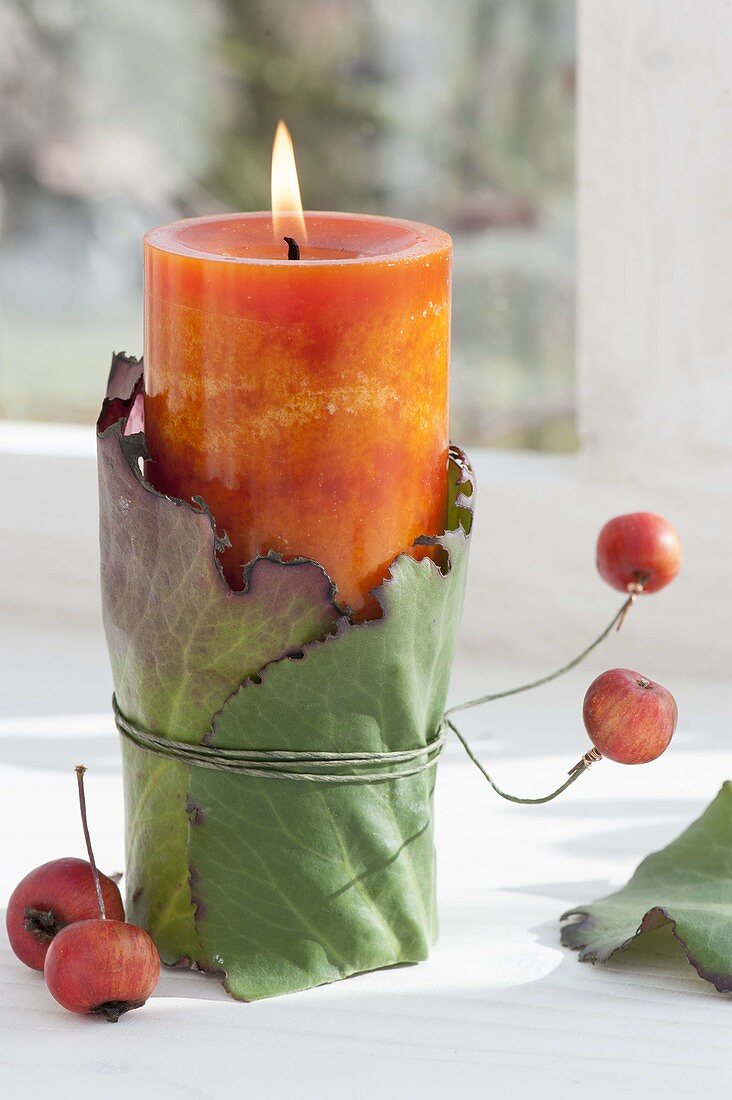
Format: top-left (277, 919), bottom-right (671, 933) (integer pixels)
top-left (115, 697), bottom-right (600, 802)
top-left (114, 695), bottom-right (446, 784)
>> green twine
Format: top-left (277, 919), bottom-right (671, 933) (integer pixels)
top-left (113, 695), bottom-right (445, 785)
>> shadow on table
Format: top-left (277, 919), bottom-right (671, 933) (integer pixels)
top-left (554, 796), bottom-right (706, 860)
top-left (542, 797), bottom-right (703, 819)
top-left (508, 879), bottom-right (613, 903)
top-left (558, 819), bottom-right (695, 860)
top-left (530, 912), bottom-right (723, 1002)
top-left (155, 964), bottom-right (234, 1003)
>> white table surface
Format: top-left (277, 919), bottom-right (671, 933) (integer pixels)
top-left (1, 616), bottom-right (730, 1099)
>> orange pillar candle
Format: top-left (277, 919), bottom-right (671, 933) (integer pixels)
top-left (143, 155), bottom-right (450, 618)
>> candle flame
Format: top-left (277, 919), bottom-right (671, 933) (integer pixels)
top-left (271, 120), bottom-right (308, 245)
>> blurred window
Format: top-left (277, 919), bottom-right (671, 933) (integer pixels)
top-left (0, 0), bottom-right (575, 451)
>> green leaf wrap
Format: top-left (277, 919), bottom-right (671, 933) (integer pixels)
top-left (98, 354), bottom-right (474, 1000)
top-left (561, 782), bottom-right (732, 992)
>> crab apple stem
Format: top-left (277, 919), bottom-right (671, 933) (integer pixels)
top-left (75, 765), bottom-right (106, 920)
top-left (446, 719), bottom-right (603, 805)
top-left (444, 592), bottom-right (636, 720)
top-left (615, 580), bottom-right (645, 632)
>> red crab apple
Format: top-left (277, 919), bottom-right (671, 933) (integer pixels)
top-left (39, 766), bottom-right (160, 1022)
top-left (596, 512), bottom-right (681, 595)
top-left (583, 668), bottom-right (678, 764)
top-left (44, 918), bottom-right (160, 1022)
top-left (6, 858), bottom-right (125, 970)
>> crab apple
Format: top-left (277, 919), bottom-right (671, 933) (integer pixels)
top-left (44, 918), bottom-right (160, 1022)
top-left (583, 668), bottom-right (677, 764)
top-left (6, 858), bottom-right (124, 971)
top-left (596, 512), bottom-right (681, 594)
top-left (38, 766), bottom-right (160, 1022)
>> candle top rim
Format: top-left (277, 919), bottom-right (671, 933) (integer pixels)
top-left (145, 211), bottom-right (452, 266)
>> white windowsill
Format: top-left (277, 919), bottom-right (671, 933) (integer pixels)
top-left (0, 419), bottom-right (96, 458)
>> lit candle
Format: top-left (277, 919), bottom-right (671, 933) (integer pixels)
top-left (143, 123), bottom-right (451, 618)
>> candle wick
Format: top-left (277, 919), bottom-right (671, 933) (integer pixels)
top-left (284, 236), bottom-right (301, 261)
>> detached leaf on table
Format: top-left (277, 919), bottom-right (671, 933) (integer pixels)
top-left (561, 782), bottom-right (732, 992)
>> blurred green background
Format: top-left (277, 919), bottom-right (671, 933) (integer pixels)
top-left (0, 0), bottom-right (576, 450)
